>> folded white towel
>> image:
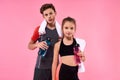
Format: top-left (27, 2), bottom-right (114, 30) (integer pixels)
top-left (39, 20), bottom-right (62, 37)
top-left (76, 38), bottom-right (86, 52)
top-left (76, 38), bottom-right (86, 73)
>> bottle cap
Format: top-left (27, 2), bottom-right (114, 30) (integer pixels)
top-left (46, 37), bottom-right (51, 41)
top-left (75, 43), bottom-right (80, 47)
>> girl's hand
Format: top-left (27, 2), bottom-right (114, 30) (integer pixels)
top-left (77, 51), bottom-right (85, 62)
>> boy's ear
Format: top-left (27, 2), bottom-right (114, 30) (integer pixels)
top-left (55, 12), bottom-right (57, 16)
top-left (42, 14), bottom-right (45, 18)
top-left (42, 15), bottom-right (44, 18)
top-left (55, 12), bottom-right (57, 15)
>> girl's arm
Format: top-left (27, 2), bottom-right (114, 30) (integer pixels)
top-left (52, 42), bottom-right (60, 80)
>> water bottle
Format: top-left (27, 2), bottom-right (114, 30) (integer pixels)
top-left (73, 43), bottom-right (80, 63)
top-left (38, 37), bottom-right (51, 57)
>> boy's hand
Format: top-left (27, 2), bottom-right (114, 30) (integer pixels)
top-left (36, 41), bottom-right (48, 50)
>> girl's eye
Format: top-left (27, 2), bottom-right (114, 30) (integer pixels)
top-left (65, 27), bottom-right (68, 29)
top-left (71, 27), bottom-right (73, 30)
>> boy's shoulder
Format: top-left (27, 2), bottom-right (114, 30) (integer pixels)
top-left (35, 26), bottom-right (40, 31)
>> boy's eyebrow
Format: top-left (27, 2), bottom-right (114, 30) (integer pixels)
top-left (44, 13), bottom-right (48, 16)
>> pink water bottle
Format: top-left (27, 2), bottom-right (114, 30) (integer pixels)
top-left (73, 44), bottom-right (80, 63)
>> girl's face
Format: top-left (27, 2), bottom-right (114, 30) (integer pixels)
top-left (43, 8), bottom-right (56, 24)
top-left (62, 21), bottom-right (76, 38)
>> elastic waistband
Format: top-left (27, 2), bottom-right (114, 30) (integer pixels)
top-left (61, 63), bottom-right (78, 68)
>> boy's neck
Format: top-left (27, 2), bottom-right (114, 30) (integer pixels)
top-left (47, 22), bottom-right (56, 30)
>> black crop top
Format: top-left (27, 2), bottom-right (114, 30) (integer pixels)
top-left (59, 38), bottom-right (77, 57)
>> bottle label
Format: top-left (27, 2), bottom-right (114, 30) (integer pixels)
top-left (73, 44), bottom-right (81, 63)
top-left (38, 37), bottom-right (51, 57)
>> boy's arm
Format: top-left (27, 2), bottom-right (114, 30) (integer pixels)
top-left (28, 26), bottom-right (39, 50)
top-left (28, 40), bottom-right (38, 50)
top-left (28, 39), bottom-right (48, 50)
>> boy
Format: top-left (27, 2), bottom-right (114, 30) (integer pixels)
top-left (28, 3), bottom-right (62, 80)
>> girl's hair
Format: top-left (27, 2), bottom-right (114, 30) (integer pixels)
top-left (40, 3), bottom-right (56, 14)
top-left (62, 16), bottom-right (76, 29)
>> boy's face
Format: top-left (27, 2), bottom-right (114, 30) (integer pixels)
top-left (62, 21), bottom-right (76, 38)
top-left (42, 8), bottom-right (56, 24)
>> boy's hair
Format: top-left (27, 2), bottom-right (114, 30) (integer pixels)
top-left (62, 16), bottom-right (76, 29)
top-left (40, 3), bottom-right (56, 14)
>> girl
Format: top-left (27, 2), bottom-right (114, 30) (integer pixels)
top-left (52, 17), bottom-right (86, 80)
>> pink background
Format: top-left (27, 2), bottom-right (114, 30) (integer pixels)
top-left (0, 0), bottom-right (120, 80)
